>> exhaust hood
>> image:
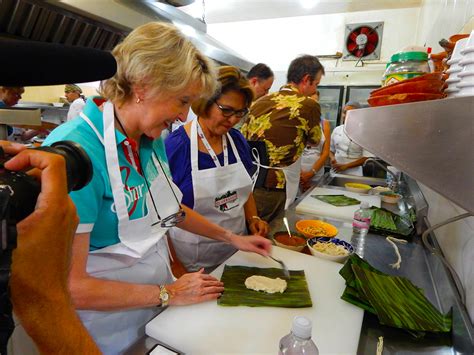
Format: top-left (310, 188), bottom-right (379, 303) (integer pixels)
top-left (0, 0), bottom-right (254, 72)
top-left (117, 0), bottom-right (254, 72)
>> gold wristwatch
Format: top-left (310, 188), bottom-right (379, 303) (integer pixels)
top-left (159, 285), bottom-right (170, 307)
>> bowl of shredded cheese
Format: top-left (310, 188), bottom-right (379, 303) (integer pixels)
top-left (296, 220), bottom-right (338, 238)
top-left (307, 237), bottom-right (353, 263)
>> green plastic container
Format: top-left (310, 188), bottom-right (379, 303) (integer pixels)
top-left (383, 51), bottom-right (430, 86)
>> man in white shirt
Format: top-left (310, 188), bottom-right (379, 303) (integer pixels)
top-left (330, 101), bottom-right (371, 176)
top-left (64, 84), bottom-right (85, 121)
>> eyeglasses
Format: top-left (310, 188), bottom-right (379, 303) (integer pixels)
top-left (215, 101), bottom-right (249, 119)
top-left (147, 152), bottom-right (186, 228)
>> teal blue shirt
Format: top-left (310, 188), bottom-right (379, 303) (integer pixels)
top-left (43, 98), bottom-right (171, 251)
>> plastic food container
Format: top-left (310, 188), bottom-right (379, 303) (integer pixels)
top-left (383, 51), bottom-right (430, 87)
top-left (345, 182), bottom-right (372, 194)
top-left (380, 192), bottom-right (402, 204)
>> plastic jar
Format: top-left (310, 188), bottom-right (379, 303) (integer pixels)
top-left (383, 51), bottom-right (430, 86)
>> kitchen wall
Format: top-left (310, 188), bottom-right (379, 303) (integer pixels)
top-left (416, 0), bottom-right (474, 52)
top-left (414, 0), bottom-right (474, 323)
top-left (207, 7), bottom-right (420, 88)
top-left (21, 84), bottom-right (99, 104)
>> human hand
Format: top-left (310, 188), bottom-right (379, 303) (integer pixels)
top-left (0, 141), bottom-right (26, 155)
top-left (5, 148), bottom-right (78, 317)
top-left (331, 162), bottom-right (347, 172)
top-left (300, 170), bottom-right (314, 185)
top-left (166, 269), bottom-right (224, 306)
top-left (228, 233), bottom-right (271, 257)
top-left (248, 218), bottom-right (269, 237)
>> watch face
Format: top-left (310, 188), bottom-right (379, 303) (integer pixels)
top-left (162, 292), bottom-right (169, 301)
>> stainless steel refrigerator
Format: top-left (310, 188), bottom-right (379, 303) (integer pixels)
top-left (318, 85), bottom-right (344, 131)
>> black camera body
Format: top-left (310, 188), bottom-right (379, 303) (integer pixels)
top-left (0, 141), bottom-right (92, 350)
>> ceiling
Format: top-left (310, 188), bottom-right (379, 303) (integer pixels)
top-left (179, 0), bottom-right (422, 24)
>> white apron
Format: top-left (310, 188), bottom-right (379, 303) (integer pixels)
top-left (77, 102), bottom-right (182, 354)
top-left (170, 120), bottom-right (253, 272)
top-left (333, 125), bottom-right (364, 176)
top-left (301, 122), bottom-right (326, 182)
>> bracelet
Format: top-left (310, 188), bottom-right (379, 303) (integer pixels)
top-left (247, 215), bottom-right (262, 223)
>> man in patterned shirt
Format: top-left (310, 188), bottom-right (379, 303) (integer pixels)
top-left (241, 55), bottom-right (324, 222)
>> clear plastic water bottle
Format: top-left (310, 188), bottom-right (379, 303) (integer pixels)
top-left (279, 316), bottom-right (319, 355)
top-left (351, 202), bottom-right (372, 257)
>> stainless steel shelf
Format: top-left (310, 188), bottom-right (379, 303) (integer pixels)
top-left (345, 96), bottom-right (474, 213)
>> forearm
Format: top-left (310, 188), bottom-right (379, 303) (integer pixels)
top-left (344, 157), bottom-right (368, 169)
top-left (70, 276), bottom-right (161, 311)
top-left (329, 151), bottom-right (336, 163)
top-left (177, 205), bottom-right (232, 243)
top-left (16, 292), bottom-right (100, 354)
top-left (11, 275), bottom-right (100, 354)
top-left (243, 193), bottom-right (259, 222)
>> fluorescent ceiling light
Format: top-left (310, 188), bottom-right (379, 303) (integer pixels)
top-left (300, 0), bottom-right (318, 10)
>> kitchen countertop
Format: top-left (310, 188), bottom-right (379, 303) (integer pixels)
top-left (126, 174), bottom-right (467, 354)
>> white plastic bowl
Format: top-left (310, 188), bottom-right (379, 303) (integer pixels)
top-left (446, 58), bottom-right (460, 66)
top-left (371, 186), bottom-right (392, 195)
top-left (380, 192), bottom-right (402, 204)
top-left (459, 57), bottom-right (474, 67)
top-left (460, 46), bottom-right (474, 55)
top-left (457, 80), bottom-right (474, 88)
top-left (460, 30), bottom-right (474, 54)
top-left (450, 37), bottom-right (468, 62)
top-left (446, 65), bottom-right (461, 74)
top-left (459, 52), bottom-right (474, 64)
top-left (52, 102), bottom-right (64, 107)
top-left (446, 76), bottom-right (461, 85)
top-left (458, 70), bottom-right (474, 78)
top-left (307, 237), bottom-right (353, 264)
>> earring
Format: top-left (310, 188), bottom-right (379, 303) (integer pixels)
top-left (136, 97), bottom-right (141, 104)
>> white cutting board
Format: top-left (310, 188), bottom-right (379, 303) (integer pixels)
top-left (146, 247), bottom-right (363, 354)
top-left (296, 186), bottom-right (381, 222)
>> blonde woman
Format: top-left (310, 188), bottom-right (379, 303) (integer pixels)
top-left (43, 23), bottom-right (271, 354)
top-left (166, 66), bottom-right (269, 273)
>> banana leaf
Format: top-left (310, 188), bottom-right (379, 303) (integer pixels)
top-left (312, 194), bottom-right (360, 206)
top-left (218, 265), bottom-right (312, 308)
top-left (369, 207), bottom-right (414, 237)
top-left (340, 255), bottom-right (452, 336)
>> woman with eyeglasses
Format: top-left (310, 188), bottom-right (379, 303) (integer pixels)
top-left (40, 23), bottom-right (271, 354)
top-left (166, 66), bottom-right (270, 273)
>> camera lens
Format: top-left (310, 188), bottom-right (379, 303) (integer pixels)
top-left (38, 141), bottom-right (92, 192)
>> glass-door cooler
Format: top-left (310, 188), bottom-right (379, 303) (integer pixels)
top-left (317, 85), bottom-right (344, 131)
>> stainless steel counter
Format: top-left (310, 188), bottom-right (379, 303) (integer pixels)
top-left (126, 173), bottom-right (473, 354)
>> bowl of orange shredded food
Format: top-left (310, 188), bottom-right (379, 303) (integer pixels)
top-left (307, 237), bottom-right (353, 263)
top-left (296, 220), bottom-right (338, 238)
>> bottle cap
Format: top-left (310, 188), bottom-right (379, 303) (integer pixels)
top-left (291, 316), bottom-right (312, 339)
top-left (360, 201), bottom-right (370, 209)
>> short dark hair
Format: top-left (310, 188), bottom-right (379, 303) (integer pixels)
top-left (246, 63), bottom-right (274, 80)
top-left (192, 66), bottom-right (254, 117)
top-left (286, 55), bottom-right (325, 84)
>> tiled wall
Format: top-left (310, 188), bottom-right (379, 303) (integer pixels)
top-left (419, 184), bottom-right (474, 323)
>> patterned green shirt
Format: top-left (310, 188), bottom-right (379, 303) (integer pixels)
top-left (241, 84), bottom-right (321, 189)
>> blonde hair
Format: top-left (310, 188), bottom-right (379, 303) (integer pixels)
top-left (100, 22), bottom-right (217, 104)
top-left (192, 66), bottom-right (254, 117)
